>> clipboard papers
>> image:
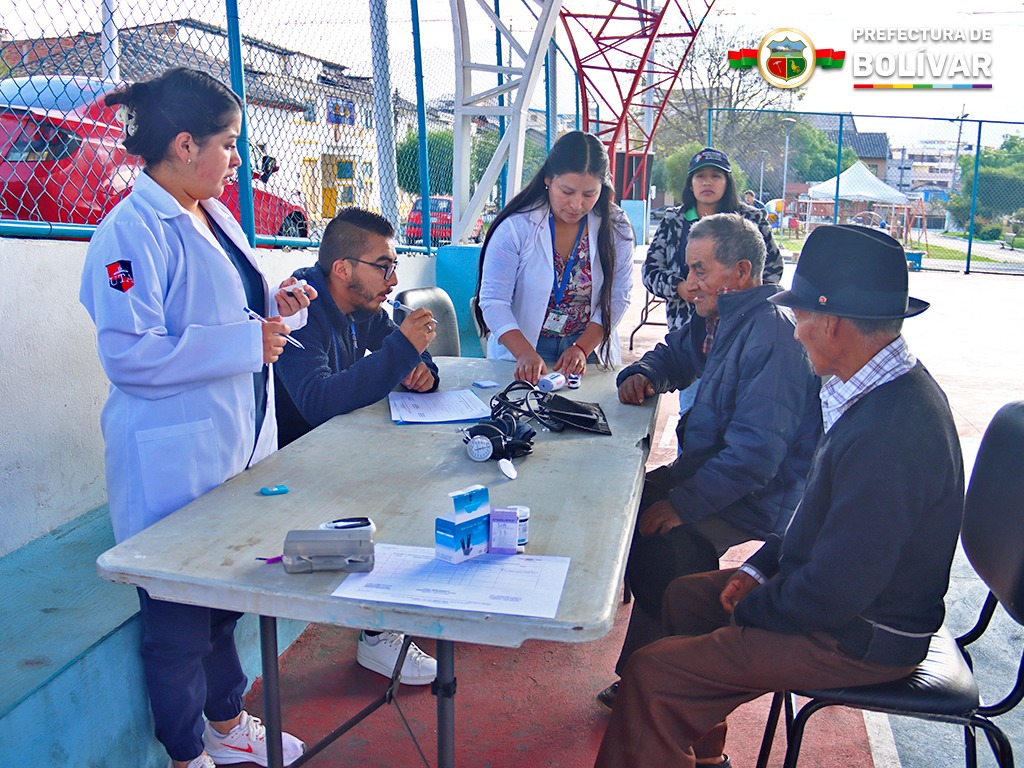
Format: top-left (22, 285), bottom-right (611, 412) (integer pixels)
top-left (388, 389), bottom-right (491, 424)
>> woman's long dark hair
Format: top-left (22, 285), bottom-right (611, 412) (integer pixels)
top-left (106, 67), bottom-right (243, 166)
top-left (680, 154), bottom-right (742, 213)
top-left (474, 130), bottom-right (628, 359)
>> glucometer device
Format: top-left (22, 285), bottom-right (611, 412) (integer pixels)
top-left (282, 517), bottom-right (375, 573)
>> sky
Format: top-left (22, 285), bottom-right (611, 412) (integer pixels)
top-left (709, 0), bottom-right (1024, 127)
top-left (3, 0), bottom-right (1022, 141)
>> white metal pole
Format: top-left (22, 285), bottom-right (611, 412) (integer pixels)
top-left (370, 0), bottom-right (400, 231)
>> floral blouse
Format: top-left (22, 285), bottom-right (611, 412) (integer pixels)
top-left (541, 231), bottom-right (592, 337)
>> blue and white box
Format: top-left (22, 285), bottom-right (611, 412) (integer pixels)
top-left (435, 484), bottom-right (491, 563)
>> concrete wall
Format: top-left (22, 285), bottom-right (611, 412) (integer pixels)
top-left (0, 237), bottom-right (435, 557)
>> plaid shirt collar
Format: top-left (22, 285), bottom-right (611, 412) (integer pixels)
top-left (820, 335), bottom-right (916, 432)
top-left (701, 286), bottom-right (739, 356)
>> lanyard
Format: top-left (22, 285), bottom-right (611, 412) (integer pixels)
top-left (549, 214), bottom-right (587, 305)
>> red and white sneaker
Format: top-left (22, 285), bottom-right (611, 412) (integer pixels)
top-left (202, 710), bottom-right (305, 766)
top-left (166, 755), bottom-right (216, 768)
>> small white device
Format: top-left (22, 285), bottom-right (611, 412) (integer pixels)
top-left (537, 372), bottom-right (566, 392)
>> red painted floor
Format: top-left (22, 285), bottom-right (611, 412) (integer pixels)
top-left (237, 260), bottom-right (884, 767)
top-left (242, 598), bottom-right (877, 767)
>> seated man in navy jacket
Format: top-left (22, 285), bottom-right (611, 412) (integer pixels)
top-left (594, 225), bottom-right (964, 768)
top-left (274, 206), bottom-right (439, 686)
top-left (275, 207), bottom-right (439, 447)
top-left (598, 213), bottom-right (822, 707)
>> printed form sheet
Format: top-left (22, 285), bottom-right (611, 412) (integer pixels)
top-left (387, 389), bottom-right (490, 423)
top-left (332, 543), bottom-right (570, 618)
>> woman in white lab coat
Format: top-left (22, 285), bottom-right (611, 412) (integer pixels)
top-left (80, 67), bottom-right (313, 768)
top-left (474, 130), bottom-right (634, 384)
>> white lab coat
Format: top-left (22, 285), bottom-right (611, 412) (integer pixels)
top-left (80, 172), bottom-right (300, 542)
top-left (478, 204), bottom-right (634, 365)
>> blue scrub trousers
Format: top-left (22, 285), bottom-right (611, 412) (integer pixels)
top-left (137, 589), bottom-right (248, 762)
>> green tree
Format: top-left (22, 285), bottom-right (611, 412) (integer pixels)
top-left (655, 142), bottom-right (703, 198)
top-left (470, 129), bottom-right (548, 195)
top-left (788, 123), bottom-right (858, 183)
top-left (396, 129), bottom-right (454, 196)
top-left (947, 135), bottom-right (1024, 224)
top-left (398, 127), bottom-right (548, 201)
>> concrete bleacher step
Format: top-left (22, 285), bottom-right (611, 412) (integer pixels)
top-left (0, 504), bottom-right (306, 767)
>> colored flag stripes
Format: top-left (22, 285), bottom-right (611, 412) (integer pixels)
top-left (728, 48), bottom-right (757, 69)
top-left (816, 49), bottom-right (846, 69)
top-left (728, 47), bottom-right (845, 70)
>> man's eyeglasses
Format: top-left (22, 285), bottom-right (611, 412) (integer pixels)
top-left (347, 258), bottom-right (397, 280)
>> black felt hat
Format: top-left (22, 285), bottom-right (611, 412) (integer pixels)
top-left (768, 224), bottom-right (929, 318)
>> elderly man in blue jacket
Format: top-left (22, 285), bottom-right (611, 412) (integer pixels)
top-left (594, 225), bottom-right (963, 768)
top-left (273, 206), bottom-right (440, 687)
top-left (597, 212), bottom-right (822, 708)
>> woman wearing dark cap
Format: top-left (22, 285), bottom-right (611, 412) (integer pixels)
top-left (641, 147), bottom-right (784, 426)
top-left (643, 147), bottom-right (783, 335)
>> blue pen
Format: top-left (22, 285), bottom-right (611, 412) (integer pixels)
top-left (243, 307), bottom-right (305, 349)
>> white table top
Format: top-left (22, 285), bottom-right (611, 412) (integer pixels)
top-left (97, 358), bottom-right (658, 648)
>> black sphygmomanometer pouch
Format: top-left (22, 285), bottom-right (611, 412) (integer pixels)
top-left (540, 392), bottom-right (612, 435)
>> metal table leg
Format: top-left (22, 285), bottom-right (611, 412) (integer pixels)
top-left (435, 639), bottom-right (456, 768)
top-left (257, 621), bottom-right (419, 768)
top-left (260, 615), bottom-right (285, 768)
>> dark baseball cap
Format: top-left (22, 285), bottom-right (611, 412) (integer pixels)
top-left (688, 147), bottom-right (732, 175)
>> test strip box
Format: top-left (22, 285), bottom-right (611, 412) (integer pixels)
top-left (489, 506), bottom-right (519, 555)
top-left (436, 484), bottom-right (490, 564)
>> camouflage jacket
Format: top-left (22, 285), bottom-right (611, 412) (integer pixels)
top-left (642, 203), bottom-right (784, 332)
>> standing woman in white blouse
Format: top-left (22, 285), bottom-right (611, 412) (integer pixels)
top-left (80, 67), bottom-right (312, 768)
top-left (474, 131), bottom-right (634, 384)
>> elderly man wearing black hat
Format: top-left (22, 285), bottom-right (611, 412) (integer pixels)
top-left (594, 225), bottom-right (964, 768)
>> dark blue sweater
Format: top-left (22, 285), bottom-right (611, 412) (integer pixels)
top-left (274, 264), bottom-right (439, 447)
top-left (736, 363), bottom-right (964, 666)
top-left (618, 284), bottom-right (822, 539)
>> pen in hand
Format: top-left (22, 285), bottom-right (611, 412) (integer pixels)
top-left (389, 298), bottom-right (416, 314)
top-left (243, 307), bottom-right (305, 349)
top-left (389, 299), bottom-right (437, 333)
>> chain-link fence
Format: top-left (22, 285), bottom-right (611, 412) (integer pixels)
top-left (707, 108), bottom-right (1024, 275)
top-left (0, 1), bottom-right (580, 249)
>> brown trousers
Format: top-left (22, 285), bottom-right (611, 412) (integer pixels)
top-left (594, 569), bottom-right (916, 768)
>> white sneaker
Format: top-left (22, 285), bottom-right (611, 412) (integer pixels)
top-left (357, 630), bottom-right (437, 685)
top-left (167, 755), bottom-right (216, 768)
top-left (202, 710), bottom-right (305, 766)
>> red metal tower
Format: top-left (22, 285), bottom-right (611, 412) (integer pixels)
top-left (558, 0), bottom-right (716, 200)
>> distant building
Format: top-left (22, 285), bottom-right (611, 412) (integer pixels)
top-left (0, 18), bottom-right (419, 221)
top-left (889, 139), bottom-right (976, 197)
top-left (805, 114), bottom-right (891, 179)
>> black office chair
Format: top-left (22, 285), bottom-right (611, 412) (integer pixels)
top-left (392, 286), bottom-right (461, 357)
top-left (756, 400), bottom-right (1024, 768)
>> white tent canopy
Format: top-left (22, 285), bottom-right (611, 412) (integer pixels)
top-left (808, 161), bottom-right (908, 205)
